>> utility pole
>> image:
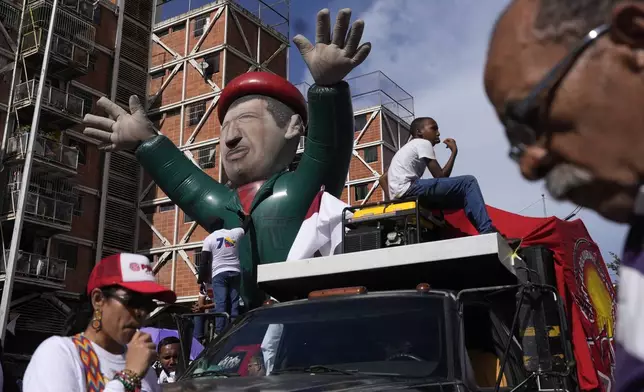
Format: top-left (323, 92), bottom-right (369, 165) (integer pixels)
top-left (0, 0), bottom-right (61, 342)
top-left (542, 194), bottom-right (547, 217)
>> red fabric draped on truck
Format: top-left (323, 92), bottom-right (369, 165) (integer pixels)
top-left (443, 205), bottom-right (616, 392)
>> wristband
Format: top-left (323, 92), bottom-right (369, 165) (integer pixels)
top-left (114, 370), bottom-right (142, 392)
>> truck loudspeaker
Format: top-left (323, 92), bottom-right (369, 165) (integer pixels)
top-left (520, 246), bottom-right (557, 286)
top-left (518, 246), bottom-right (568, 384)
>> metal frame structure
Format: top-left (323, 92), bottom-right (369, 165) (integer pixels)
top-left (137, 0), bottom-right (290, 294)
top-left (0, 0), bottom-right (158, 343)
top-left (0, 0), bottom-right (60, 340)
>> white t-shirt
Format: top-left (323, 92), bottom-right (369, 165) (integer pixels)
top-left (22, 336), bottom-right (159, 392)
top-left (387, 138), bottom-right (436, 199)
top-left (157, 369), bottom-right (175, 384)
top-left (202, 228), bottom-right (245, 278)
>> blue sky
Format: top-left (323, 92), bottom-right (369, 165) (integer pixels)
top-left (286, 0), bottom-right (628, 271)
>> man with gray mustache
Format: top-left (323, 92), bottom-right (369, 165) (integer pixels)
top-left (484, 1), bottom-right (644, 391)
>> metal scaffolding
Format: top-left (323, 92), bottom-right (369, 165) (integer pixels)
top-left (0, 0), bottom-right (60, 344)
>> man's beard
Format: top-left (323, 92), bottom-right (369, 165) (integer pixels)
top-left (545, 163), bottom-right (594, 200)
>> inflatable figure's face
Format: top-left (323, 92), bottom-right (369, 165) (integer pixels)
top-left (221, 97), bottom-right (302, 186)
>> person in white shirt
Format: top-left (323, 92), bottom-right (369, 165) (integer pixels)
top-left (22, 253), bottom-right (177, 392)
top-left (201, 218), bottom-right (249, 334)
top-left (387, 117), bottom-right (497, 234)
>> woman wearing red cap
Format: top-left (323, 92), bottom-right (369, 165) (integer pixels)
top-left (21, 253), bottom-right (177, 392)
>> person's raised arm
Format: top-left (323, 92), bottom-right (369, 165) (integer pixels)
top-left (288, 8), bottom-right (371, 199)
top-left (426, 138), bottom-right (458, 178)
top-left (83, 96), bottom-right (233, 232)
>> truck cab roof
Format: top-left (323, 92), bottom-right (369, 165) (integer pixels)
top-left (258, 233), bottom-right (521, 301)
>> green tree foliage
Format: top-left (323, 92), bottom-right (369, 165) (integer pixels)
top-left (607, 251), bottom-right (621, 277)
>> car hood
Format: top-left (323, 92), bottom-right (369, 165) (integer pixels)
top-left (163, 374), bottom-right (462, 391)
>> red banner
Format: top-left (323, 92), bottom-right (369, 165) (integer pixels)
top-left (443, 205), bottom-right (616, 391)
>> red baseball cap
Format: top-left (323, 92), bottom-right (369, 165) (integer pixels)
top-left (87, 253), bottom-right (177, 304)
top-left (218, 71), bottom-right (308, 125)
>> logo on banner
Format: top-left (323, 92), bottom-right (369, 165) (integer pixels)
top-left (573, 238), bottom-right (615, 336)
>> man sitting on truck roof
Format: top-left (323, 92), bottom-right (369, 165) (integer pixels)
top-left (386, 117), bottom-right (497, 234)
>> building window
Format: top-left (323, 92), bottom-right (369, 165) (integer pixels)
top-left (184, 213), bottom-right (194, 223)
top-left (57, 242), bottom-right (78, 269)
top-left (93, 5), bottom-right (101, 24)
top-left (202, 53), bottom-right (220, 78)
top-left (73, 193), bottom-right (83, 217)
top-left (354, 184), bottom-right (369, 201)
top-left (68, 138), bottom-right (87, 165)
top-left (157, 28), bottom-right (169, 37)
top-left (173, 23), bottom-right (185, 32)
top-left (364, 146), bottom-right (378, 163)
top-left (88, 55), bottom-right (96, 71)
top-left (194, 15), bottom-right (209, 37)
top-left (151, 70), bottom-right (165, 79)
top-left (354, 114), bottom-right (367, 132)
top-left (197, 145), bottom-right (216, 169)
top-left (188, 101), bottom-right (205, 126)
top-left (159, 203), bottom-right (174, 212)
top-left (194, 250), bottom-right (202, 267)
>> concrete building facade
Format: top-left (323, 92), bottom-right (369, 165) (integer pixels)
top-left (0, 0), bottom-right (156, 373)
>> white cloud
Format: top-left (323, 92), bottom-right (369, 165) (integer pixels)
top-left (342, 0), bottom-right (629, 264)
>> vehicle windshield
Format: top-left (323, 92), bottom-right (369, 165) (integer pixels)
top-left (183, 294), bottom-right (448, 379)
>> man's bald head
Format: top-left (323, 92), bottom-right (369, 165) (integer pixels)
top-left (484, 0), bottom-right (644, 222)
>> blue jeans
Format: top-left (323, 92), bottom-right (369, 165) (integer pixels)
top-left (213, 270), bottom-right (241, 333)
top-left (404, 175), bottom-right (495, 234)
top-left (193, 311), bottom-right (208, 341)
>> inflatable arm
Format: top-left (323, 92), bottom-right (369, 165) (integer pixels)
top-left (288, 81), bottom-right (354, 199)
top-left (135, 136), bottom-right (232, 232)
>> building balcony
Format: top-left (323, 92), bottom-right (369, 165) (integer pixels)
top-left (5, 132), bottom-right (79, 176)
top-left (13, 80), bottom-right (86, 128)
top-left (0, 0), bottom-right (21, 34)
top-left (21, 29), bottom-right (90, 79)
top-left (58, 0), bottom-right (96, 22)
top-left (24, 0), bottom-right (96, 50)
top-left (0, 250), bottom-right (67, 290)
top-left (1, 189), bottom-right (73, 232)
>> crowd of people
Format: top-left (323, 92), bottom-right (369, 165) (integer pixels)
top-left (2, 0), bottom-right (643, 390)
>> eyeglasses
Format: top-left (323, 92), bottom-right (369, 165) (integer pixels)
top-left (103, 289), bottom-right (158, 314)
top-left (501, 24), bottom-right (611, 162)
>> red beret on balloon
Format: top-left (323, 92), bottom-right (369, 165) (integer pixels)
top-left (218, 72), bottom-right (308, 125)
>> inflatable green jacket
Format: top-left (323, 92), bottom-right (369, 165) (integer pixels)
top-left (135, 82), bottom-right (354, 308)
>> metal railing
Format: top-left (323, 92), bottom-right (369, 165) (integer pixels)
top-left (296, 72), bottom-right (415, 124)
top-left (2, 189), bottom-right (73, 226)
top-left (58, 0), bottom-right (95, 21)
top-left (14, 79), bottom-right (86, 119)
top-left (345, 71), bottom-right (415, 124)
top-left (1, 250), bottom-right (67, 282)
top-left (22, 28), bottom-right (90, 68)
top-left (6, 133), bottom-right (79, 170)
top-left (0, 0), bottom-right (21, 31)
top-left (25, 0), bottom-right (96, 50)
